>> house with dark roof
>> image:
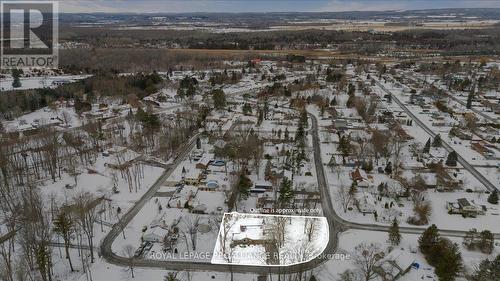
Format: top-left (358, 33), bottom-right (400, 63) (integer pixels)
top-left (447, 198), bottom-right (485, 217)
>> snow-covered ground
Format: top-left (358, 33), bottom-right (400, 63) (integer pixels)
top-left (211, 212), bottom-right (329, 266)
top-left (1, 74), bottom-right (91, 91)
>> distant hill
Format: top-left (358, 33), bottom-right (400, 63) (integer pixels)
top-left (59, 8), bottom-right (500, 27)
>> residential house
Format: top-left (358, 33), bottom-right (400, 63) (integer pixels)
top-left (168, 185), bottom-right (198, 209)
top-left (446, 198), bottom-right (486, 217)
top-left (471, 141), bottom-right (495, 159)
top-left (213, 139), bottom-right (227, 150)
top-left (476, 126), bottom-right (499, 143)
top-left (350, 168), bottom-right (367, 182)
top-left (253, 180), bottom-right (273, 192)
top-left (143, 226), bottom-right (169, 243)
top-left (453, 128), bottom-right (472, 140)
top-left (183, 169), bottom-right (202, 186)
top-left (375, 250), bottom-right (416, 281)
top-left (333, 119), bottom-right (348, 131)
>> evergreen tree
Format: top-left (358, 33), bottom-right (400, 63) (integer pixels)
top-left (346, 93), bottom-right (356, 108)
top-left (487, 190), bottom-right (498, 205)
top-left (418, 224), bottom-right (440, 256)
top-left (12, 75), bottom-right (22, 88)
top-left (463, 229), bottom-right (477, 250)
top-left (479, 230), bottom-right (494, 254)
top-left (242, 103), bottom-right (252, 115)
top-left (328, 155), bottom-right (337, 172)
top-left (434, 240), bottom-right (463, 281)
top-left (12, 69), bottom-right (22, 88)
top-left (212, 89), bottom-right (226, 110)
top-left (469, 255), bottom-right (500, 281)
top-left (136, 107), bottom-right (160, 127)
top-left (347, 83), bottom-right (355, 96)
top-left (433, 134), bottom-right (442, 147)
top-left (337, 135), bottom-right (352, 164)
top-left (445, 151), bottom-right (458, 166)
top-left (384, 161), bottom-right (392, 174)
top-left (300, 110), bottom-right (308, 126)
top-left (264, 160), bottom-right (272, 179)
top-left (420, 234), bottom-right (463, 281)
top-left (388, 218), bottom-right (401, 246)
top-left (279, 177), bottom-right (294, 206)
top-left (466, 90), bottom-right (474, 109)
top-left (196, 137), bottom-right (201, 149)
top-left (331, 96), bottom-right (337, 106)
top-left (238, 174), bottom-right (252, 199)
top-left (295, 123), bottom-right (305, 147)
top-left (423, 138), bottom-right (431, 153)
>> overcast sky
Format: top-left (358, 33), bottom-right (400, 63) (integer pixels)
top-left (57, 0), bottom-right (500, 13)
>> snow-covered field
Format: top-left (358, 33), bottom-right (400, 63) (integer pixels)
top-left (211, 212), bottom-right (329, 266)
top-left (1, 74), bottom-right (91, 91)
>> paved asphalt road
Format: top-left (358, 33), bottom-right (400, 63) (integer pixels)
top-left (308, 110), bottom-right (500, 239)
top-left (99, 113), bottom-right (342, 274)
top-left (374, 79), bottom-right (498, 193)
top-left (401, 72), bottom-right (498, 123)
top-left (99, 95), bottom-right (499, 275)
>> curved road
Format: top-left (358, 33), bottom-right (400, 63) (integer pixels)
top-left (99, 114), bottom-right (341, 274)
top-left (308, 110), bottom-right (500, 240)
top-left (100, 102), bottom-right (499, 275)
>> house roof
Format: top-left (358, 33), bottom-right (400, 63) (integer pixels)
top-left (357, 180), bottom-right (370, 187)
top-left (254, 180), bottom-right (273, 188)
top-left (457, 198), bottom-right (471, 208)
top-left (379, 249), bottom-right (416, 275)
top-left (350, 168), bottom-right (367, 181)
top-left (213, 139), bottom-right (227, 148)
top-left (143, 226), bottom-right (169, 241)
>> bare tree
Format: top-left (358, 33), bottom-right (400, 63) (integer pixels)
top-left (122, 245), bottom-right (136, 278)
top-left (336, 183), bottom-right (355, 213)
top-left (370, 129), bottom-right (388, 165)
top-left (463, 113), bottom-right (478, 133)
top-left (39, 127), bottom-right (61, 182)
top-left (72, 192), bottom-right (102, 263)
top-left (83, 121), bottom-right (102, 152)
top-left (61, 111), bottom-right (72, 127)
top-left (304, 217), bottom-right (319, 242)
top-left (352, 242), bottom-right (384, 281)
top-left (182, 215), bottom-right (200, 251)
top-left (218, 213), bottom-right (236, 258)
top-left (53, 207), bottom-right (76, 272)
top-left (19, 188), bottom-right (54, 281)
top-left (390, 133), bottom-right (404, 175)
top-left (272, 216), bottom-right (287, 248)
